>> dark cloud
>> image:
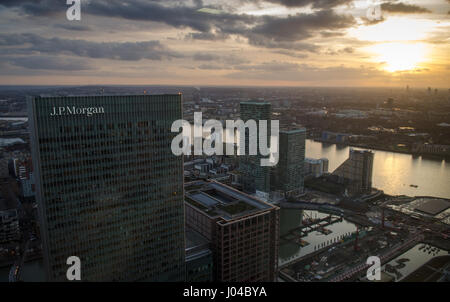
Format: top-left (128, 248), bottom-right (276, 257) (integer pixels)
top-left (325, 47), bottom-right (354, 55)
top-left (273, 50), bottom-right (309, 59)
top-left (193, 53), bottom-right (249, 67)
top-left (55, 24), bottom-right (92, 32)
top-left (0, 0), bottom-right (64, 16)
top-left (0, 33), bottom-right (181, 61)
top-left (261, 0), bottom-right (354, 9)
top-left (242, 10), bottom-right (355, 51)
top-left (0, 0), bottom-right (357, 51)
top-left (7, 55), bottom-right (93, 71)
top-left (193, 53), bottom-right (220, 61)
top-left (321, 31), bottom-right (346, 38)
top-left (249, 10), bottom-right (355, 42)
top-left (381, 2), bottom-right (431, 14)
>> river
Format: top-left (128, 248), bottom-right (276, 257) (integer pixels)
top-left (306, 139), bottom-right (450, 199)
top-left (279, 209), bottom-right (357, 266)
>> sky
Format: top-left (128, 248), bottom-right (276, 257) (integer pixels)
top-left (0, 0), bottom-right (449, 87)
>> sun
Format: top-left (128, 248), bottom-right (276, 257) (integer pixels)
top-left (369, 42), bottom-right (428, 72)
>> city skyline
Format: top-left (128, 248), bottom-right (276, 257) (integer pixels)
top-left (0, 0), bottom-right (449, 87)
top-left (0, 0), bottom-right (449, 287)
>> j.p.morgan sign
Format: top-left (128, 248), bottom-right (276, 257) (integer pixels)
top-left (51, 106), bottom-right (105, 117)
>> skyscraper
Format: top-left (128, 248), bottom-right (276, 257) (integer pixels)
top-left (28, 95), bottom-right (185, 281)
top-left (271, 128), bottom-right (306, 198)
top-left (333, 149), bottom-right (374, 196)
top-left (239, 102), bottom-right (271, 200)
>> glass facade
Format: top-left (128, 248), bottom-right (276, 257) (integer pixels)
top-left (271, 129), bottom-right (306, 197)
top-left (28, 95), bottom-right (185, 281)
top-left (239, 102), bottom-right (272, 196)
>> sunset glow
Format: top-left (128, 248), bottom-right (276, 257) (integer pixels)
top-left (0, 0), bottom-right (448, 87)
top-left (369, 42), bottom-right (428, 72)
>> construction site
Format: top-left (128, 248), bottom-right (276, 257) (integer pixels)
top-left (277, 194), bottom-right (450, 282)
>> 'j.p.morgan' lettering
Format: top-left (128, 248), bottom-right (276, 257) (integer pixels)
top-left (50, 106), bottom-right (105, 117)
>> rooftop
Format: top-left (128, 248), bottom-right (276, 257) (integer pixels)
top-left (185, 180), bottom-right (274, 220)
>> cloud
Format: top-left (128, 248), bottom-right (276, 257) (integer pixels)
top-left (0, 0), bottom-right (357, 52)
top-left (249, 10), bottom-right (355, 41)
top-left (273, 50), bottom-right (309, 59)
top-left (0, 0), bottom-right (65, 16)
top-left (380, 2), bottom-right (431, 14)
top-left (0, 33), bottom-right (181, 61)
top-left (6, 55), bottom-right (93, 71)
top-left (193, 53), bottom-right (220, 61)
top-left (260, 0), bottom-right (354, 9)
top-left (193, 52), bottom-right (249, 69)
top-left (226, 61), bottom-right (387, 82)
top-left (240, 10), bottom-right (355, 51)
top-left (55, 24), bottom-right (92, 32)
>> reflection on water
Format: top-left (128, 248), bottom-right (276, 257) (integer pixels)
top-left (382, 244), bottom-right (449, 281)
top-left (279, 209), bottom-right (357, 266)
top-left (306, 140), bottom-right (450, 199)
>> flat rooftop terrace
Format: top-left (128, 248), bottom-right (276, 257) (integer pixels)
top-left (185, 181), bottom-right (274, 220)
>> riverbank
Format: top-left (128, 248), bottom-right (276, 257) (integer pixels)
top-left (313, 138), bottom-right (450, 160)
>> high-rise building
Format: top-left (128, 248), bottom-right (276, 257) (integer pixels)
top-left (332, 149), bottom-right (374, 196)
top-left (185, 180), bottom-right (279, 282)
top-left (239, 102), bottom-right (271, 200)
top-left (271, 129), bottom-right (306, 198)
top-left (28, 95), bottom-right (185, 281)
top-left (305, 158), bottom-right (329, 179)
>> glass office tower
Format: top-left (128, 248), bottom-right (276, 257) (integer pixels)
top-left (28, 95), bottom-right (185, 281)
top-left (271, 129), bottom-right (306, 198)
top-left (239, 102), bottom-right (272, 200)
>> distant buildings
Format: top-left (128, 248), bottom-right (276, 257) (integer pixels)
top-left (28, 95), bottom-right (186, 281)
top-left (334, 109), bottom-right (368, 119)
top-left (271, 128), bottom-right (306, 198)
top-left (8, 157), bottom-right (35, 200)
top-left (412, 143), bottom-right (450, 157)
top-left (305, 158), bottom-right (329, 179)
top-left (239, 102), bottom-right (272, 201)
top-left (185, 180), bottom-right (279, 282)
top-left (0, 186), bottom-right (20, 244)
top-left (320, 131), bottom-right (351, 144)
top-left (332, 149), bottom-right (374, 196)
top-left (0, 208), bottom-right (20, 244)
